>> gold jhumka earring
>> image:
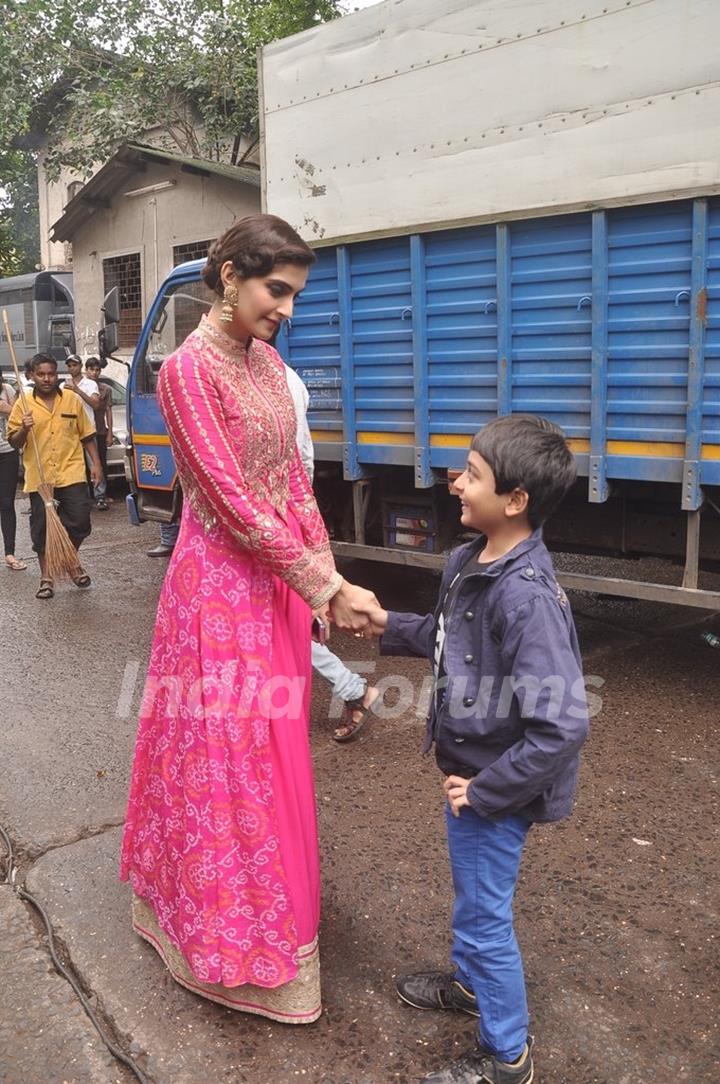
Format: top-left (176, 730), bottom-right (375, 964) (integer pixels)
top-left (220, 284), bottom-right (239, 323)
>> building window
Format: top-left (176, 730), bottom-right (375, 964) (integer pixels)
top-left (102, 252), bottom-right (142, 349)
top-left (66, 180), bottom-right (83, 205)
top-left (172, 240), bottom-right (214, 342)
top-left (173, 239), bottom-right (212, 266)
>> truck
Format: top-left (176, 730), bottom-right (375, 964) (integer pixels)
top-left (0, 270), bottom-right (75, 371)
top-left (123, 0), bottom-right (720, 608)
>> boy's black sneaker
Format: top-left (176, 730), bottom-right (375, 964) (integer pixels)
top-left (396, 970), bottom-right (480, 1018)
top-left (421, 1037), bottom-right (534, 1083)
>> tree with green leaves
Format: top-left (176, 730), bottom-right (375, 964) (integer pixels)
top-left (0, 149), bottom-right (39, 274)
top-left (0, 0), bottom-right (340, 267)
top-left (0, 218), bottom-right (23, 277)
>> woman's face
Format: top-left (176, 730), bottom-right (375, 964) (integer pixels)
top-left (220, 261), bottom-right (309, 341)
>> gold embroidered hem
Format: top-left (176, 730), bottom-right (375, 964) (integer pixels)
top-left (131, 895), bottom-right (322, 1024)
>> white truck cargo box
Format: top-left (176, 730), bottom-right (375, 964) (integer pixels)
top-left (260, 0), bottom-right (720, 244)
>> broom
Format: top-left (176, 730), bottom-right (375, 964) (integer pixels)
top-left (2, 309), bottom-right (82, 581)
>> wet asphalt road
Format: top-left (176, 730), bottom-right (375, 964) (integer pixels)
top-left (0, 493), bottom-right (718, 1084)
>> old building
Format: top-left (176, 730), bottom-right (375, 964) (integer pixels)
top-left (48, 141), bottom-right (261, 378)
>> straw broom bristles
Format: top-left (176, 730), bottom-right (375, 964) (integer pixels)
top-left (2, 309), bottom-right (82, 582)
top-left (38, 477), bottom-right (83, 582)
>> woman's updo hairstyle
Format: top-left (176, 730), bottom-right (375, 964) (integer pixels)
top-left (202, 214), bottom-right (315, 296)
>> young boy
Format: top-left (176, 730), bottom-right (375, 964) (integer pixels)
top-left (84, 356), bottom-right (112, 510)
top-left (357, 415), bottom-right (589, 1084)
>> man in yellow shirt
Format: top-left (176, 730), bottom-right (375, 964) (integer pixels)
top-left (7, 353), bottom-right (103, 599)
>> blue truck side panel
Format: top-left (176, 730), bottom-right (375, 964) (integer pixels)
top-left (127, 198), bottom-right (720, 503)
top-left (589, 211), bottom-right (609, 502)
top-left (705, 203), bottom-right (720, 459)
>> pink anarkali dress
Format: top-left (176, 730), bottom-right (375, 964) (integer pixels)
top-left (120, 316), bottom-right (342, 1023)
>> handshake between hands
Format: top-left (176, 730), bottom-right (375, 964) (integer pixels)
top-left (315, 583), bottom-right (471, 818)
top-left (312, 579), bottom-right (388, 640)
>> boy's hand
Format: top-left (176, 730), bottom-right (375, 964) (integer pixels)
top-left (444, 775), bottom-right (471, 816)
top-left (329, 580), bottom-right (379, 631)
top-left (350, 600), bottom-right (388, 638)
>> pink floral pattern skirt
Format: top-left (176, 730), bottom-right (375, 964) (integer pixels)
top-left (120, 504), bottom-right (321, 1022)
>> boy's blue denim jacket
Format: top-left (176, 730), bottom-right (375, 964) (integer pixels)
top-left (381, 529), bottom-right (589, 823)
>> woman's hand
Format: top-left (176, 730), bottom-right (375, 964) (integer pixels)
top-left (329, 580), bottom-right (380, 631)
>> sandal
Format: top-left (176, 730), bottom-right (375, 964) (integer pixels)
top-left (5, 556), bottom-right (27, 571)
top-left (71, 569), bottom-right (91, 588)
top-left (36, 579), bottom-right (54, 600)
top-left (333, 685), bottom-right (380, 743)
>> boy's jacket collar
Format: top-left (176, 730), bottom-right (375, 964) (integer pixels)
top-left (455, 527), bottom-right (544, 579)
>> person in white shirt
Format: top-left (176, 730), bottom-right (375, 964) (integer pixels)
top-left (20, 361), bottom-right (34, 393)
top-left (63, 355), bottom-right (107, 509)
top-left (63, 355), bottom-right (100, 422)
top-left (284, 364), bottom-right (380, 742)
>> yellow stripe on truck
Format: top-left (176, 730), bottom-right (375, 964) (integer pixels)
top-left (309, 430), bottom-right (341, 443)
top-left (429, 434), bottom-right (720, 460)
top-left (357, 432), bottom-right (413, 445)
top-left (133, 433), bottom-right (172, 446)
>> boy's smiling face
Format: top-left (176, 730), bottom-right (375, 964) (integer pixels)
top-left (454, 450), bottom-right (527, 533)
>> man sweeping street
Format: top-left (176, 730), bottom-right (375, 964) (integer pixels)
top-left (7, 353), bottom-right (103, 599)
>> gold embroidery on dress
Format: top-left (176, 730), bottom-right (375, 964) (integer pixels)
top-left (159, 317), bottom-right (341, 609)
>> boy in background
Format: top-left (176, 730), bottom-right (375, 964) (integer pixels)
top-left (62, 354), bottom-right (106, 509)
top-left (85, 357), bottom-right (112, 510)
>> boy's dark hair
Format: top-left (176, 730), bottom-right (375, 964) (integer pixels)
top-left (202, 214), bottom-right (315, 296)
top-left (31, 353), bottom-right (56, 370)
top-left (471, 414), bottom-right (576, 528)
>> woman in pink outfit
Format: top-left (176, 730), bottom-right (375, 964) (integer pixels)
top-left (120, 215), bottom-right (373, 1023)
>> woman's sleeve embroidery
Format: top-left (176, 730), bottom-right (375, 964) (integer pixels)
top-left (159, 346), bottom-right (340, 608)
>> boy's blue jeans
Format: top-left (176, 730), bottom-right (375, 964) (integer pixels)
top-left (445, 802), bottom-right (531, 1063)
